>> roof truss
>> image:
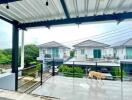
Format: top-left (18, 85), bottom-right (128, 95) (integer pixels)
top-left (0, 0), bottom-right (21, 4)
top-left (0, 0), bottom-right (132, 29)
top-left (18, 12), bottom-right (132, 29)
top-left (60, 0), bottom-right (70, 18)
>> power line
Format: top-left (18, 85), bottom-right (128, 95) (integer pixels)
top-left (62, 25), bottom-right (132, 44)
top-left (94, 30), bottom-right (132, 41)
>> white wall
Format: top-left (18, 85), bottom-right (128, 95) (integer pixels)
top-left (105, 48), bottom-right (114, 57)
top-left (59, 48), bottom-right (70, 58)
top-left (38, 48), bottom-right (70, 60)
top-left (0, 73), bottom-right (15, 90)
top-left (115, 47), bottom-right (126, 59)
top-left (75, 47), bottom-right (106, 60)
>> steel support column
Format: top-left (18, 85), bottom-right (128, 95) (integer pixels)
top-left (11, 22), bottom-right (19, 91)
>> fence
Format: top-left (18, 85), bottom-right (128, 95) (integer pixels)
top-left (17, 63), bottom-right (51, 93)
top-left (16, 59), bottom-right (132, 93)
top-left (50, 60), bottom-right (132, 82)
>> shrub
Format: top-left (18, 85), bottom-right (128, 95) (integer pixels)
top-left (22, 62), bottom-right (41, 78)
top-left (59, 65), bottom-right (84, 78)
top-left (22, 67), bottom-right (38, 77)
top-left (111, 67), bottom-right (127, 78)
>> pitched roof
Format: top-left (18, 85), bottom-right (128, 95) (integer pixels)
top-left (73, 40), bottom-right (109, 48)
top-left (111, 38), bottom-right (132, 47)
top-left (39, 41), bottom-right (70, 49)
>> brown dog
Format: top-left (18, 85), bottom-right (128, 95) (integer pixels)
top-left (88, 71), bottom-right (106, 80)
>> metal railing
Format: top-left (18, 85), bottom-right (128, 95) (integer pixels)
top-left (51, 60), bottom-right (132, 82)
top-left (17, 63), bottom-right (51, 93)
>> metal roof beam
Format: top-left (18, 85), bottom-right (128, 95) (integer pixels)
top-left (0, 0), bottom-right (21, 4)
top-left (60, 0), bottom-right (70, 18)
top-left (0, 15), bottom-right (14, 24)
top-left (18, 12), bottom-right (132, 29)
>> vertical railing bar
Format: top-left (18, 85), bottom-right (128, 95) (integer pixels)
top-left (120, 63), bottom-right (123, 82)
top-left (52, 57), bottom-right (55, 76)
top-left (40, 63), bottom-right (43, 85)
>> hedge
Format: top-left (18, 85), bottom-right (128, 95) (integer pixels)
top-left (59, 65), bottom-right (84, 78)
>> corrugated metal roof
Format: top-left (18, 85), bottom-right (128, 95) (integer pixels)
top-left (73, 40), bottom-right (109, 47)
top-left (112, 38), bottom-right (132, 47)
top-left (0, 0), bottom-right (132, 24)
top-left (39, 41), bottom-right (70, 49)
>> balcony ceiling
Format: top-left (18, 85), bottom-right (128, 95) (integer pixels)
top-left (0, 0), bottom-right (132, 28)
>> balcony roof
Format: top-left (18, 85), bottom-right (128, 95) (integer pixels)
top-left (0, 0), bottom-right (132, 29)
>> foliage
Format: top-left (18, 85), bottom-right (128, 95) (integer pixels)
top-left (22, 67), bottom-right (38, 77)
top-left (29, 61), bottom-right (41, 71)
top-left (0, 44), bottom-right (39, 68)
top-left (24, 44), bottom-right (39, 67)
top-left (59, 65), bottom-right (84, 78)
top-left (22, 62), bottom-right (41, 77)
top-left (111, 67), bottom-right (127, 77)
top-left (0, 49), bottom-right (11, 64)
top-left (35, 62), bottom-right (41, 72)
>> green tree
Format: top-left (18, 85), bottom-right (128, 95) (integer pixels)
top-left (0, 44), bottom-right (39, 67)
top-left (0, 50), bottom-right (11, 64)
top-left (24, 44), bottom-right (39, 67)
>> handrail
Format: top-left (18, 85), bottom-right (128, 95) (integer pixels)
top-left (18, 66), bottom-right (36, 72)
top-left (18, 63), bottom-right (44, 93)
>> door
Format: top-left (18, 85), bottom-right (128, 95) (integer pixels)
top-left (93, 49), bottom-right (101, 58)
top-left (52, 48), bottom-right (59, 57)
top-left (126, 47), bottom-right (132, 59)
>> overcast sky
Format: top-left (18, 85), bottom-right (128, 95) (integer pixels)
top-left (1, 19), bottom-right (132, 49)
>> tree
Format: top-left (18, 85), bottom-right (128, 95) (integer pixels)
top-left (0, 49), bottom-right (11, 64)
top-left (0, 44), bottom-right (39, 67)
top-left (24, 44), bottom-right (39, 67)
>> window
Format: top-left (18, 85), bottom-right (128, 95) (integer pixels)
top-left (81, 49), bottom-right (85, 55)
top-left (47, 48), bottom-right (51, 54)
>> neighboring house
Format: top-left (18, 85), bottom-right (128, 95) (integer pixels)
top-left (37, 41), bottom-right (70, 61)
top-left (73, 40), bottom-right (109, 61)
top-left (111, 38), bottom-right (132, 60)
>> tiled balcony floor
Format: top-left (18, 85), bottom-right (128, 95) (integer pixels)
top-left (32, 76), bottom-right (132, 100)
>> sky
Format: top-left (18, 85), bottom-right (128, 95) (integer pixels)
top-left (1, 19), bottom-right (132, 49)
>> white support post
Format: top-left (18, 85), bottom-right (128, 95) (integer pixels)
top-left (20, 30), bottom-right (24, 69)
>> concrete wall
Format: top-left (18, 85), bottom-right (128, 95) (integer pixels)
top-left (0, 73), bottom-right (15, 90)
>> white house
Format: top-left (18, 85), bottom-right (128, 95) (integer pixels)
top-left (111, 38), bottom-right (132, 60)
top-left (37, 41), bottom-right (70, 61)
top-left (73, 40), bottom-right (109, 61)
